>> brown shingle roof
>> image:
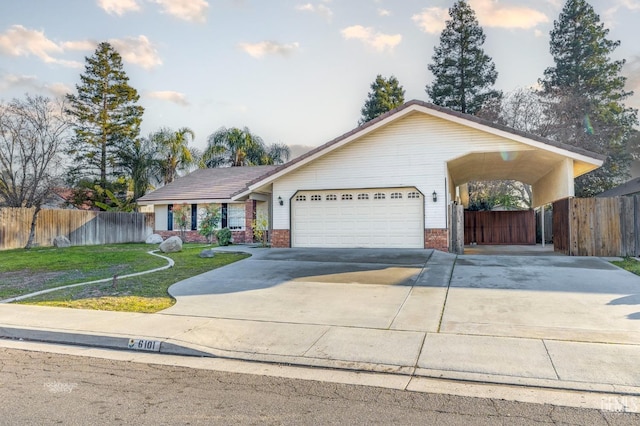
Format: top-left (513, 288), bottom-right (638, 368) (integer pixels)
top-left (137, 165), bottom-right (278, 203)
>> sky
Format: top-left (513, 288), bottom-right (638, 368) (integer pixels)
top-left (1, 0), bottom-right (639, 158)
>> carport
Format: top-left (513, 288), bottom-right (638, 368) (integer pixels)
top-left (446, 129), bottom-right (605, 248)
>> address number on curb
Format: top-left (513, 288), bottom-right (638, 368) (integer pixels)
top-left (127, 338), bottom-right (160, 352)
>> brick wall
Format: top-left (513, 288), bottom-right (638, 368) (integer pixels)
top-left (244, 199), bottom-right (255, 243)
top-left (424, 229), bottom-right (448, 252)
top-left (271, 229), bottom-right (290, 248)
top-left (157, 230), bottom-right (248, 244)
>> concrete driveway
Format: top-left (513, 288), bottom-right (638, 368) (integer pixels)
top-left (164, 247), bottom-right (640, 345)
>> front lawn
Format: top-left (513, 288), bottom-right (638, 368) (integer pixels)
top-left (0, 244), bottom-right (249, 312)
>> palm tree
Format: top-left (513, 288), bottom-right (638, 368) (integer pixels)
top-left (202, 126), bottom-right (290, 167)
top-left (120, 136), bottom-right (160, 202)
top-left (153, 127), bottom-right (197, 184)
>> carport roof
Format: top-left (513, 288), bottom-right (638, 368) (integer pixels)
top-left (235, 100), bottom-right (604, 197)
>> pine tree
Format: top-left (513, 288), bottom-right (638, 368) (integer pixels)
top-left (426, 0), bottom-right (501, 115)
top-left (66, 42), bottom-right (144, 202)
top-left (359, 75), bottom-right (405, 125)
top-left (540, 0), bottom-right (638, 197)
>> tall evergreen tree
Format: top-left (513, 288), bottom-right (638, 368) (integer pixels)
top-left (540, 0), bottom-right (638, 197)
top-left (66, 42), bottom-right (144, 203)
top-left (426, 0), bottom-right (501, 115)
top-left (359, 75), bottom-right (405, 125)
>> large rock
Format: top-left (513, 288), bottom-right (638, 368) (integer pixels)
top-left (159, 236), bottom-right (182, 253)
top-left (145, 233), bottom-right (164, 244)
top-left (53, 235), bottom-right (71, 248)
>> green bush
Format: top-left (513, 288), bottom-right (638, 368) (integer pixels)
top-left (216, 227), bottom-right (232, 246)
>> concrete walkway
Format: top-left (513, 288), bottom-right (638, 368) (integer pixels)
top-left (1, 246), bottom-right (639, 397)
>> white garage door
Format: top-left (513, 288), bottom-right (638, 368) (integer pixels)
top-left (291, 188), bottom-right (424, 248)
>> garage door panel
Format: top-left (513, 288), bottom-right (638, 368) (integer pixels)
top-left (292, 188), bottom-right (424, 248)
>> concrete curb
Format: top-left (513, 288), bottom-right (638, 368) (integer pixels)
top-left (3, 326), bottom-right (639, 398)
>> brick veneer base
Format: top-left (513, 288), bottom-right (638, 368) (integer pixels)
top-left (157, 230), bottom-right (249, 244)
top-left (271, 229), bottom-right (290, 248)
top-left (425, 229), bottom-right (448, 252)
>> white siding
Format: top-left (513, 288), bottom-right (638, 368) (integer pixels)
top-left (272, 113), bottom-right (527, 230)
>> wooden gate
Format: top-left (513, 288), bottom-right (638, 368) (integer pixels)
top-left (464, 210), bottom-right (536, 245)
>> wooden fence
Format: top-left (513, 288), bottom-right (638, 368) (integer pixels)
top-left (464, 210), bottom-right (536, 245)
top-left (552, 196), bottom-right (640, 257)
top-left (0, 208), bottom-right (155, 250)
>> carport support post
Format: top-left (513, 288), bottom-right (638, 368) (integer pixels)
top-left (540, 205), bottom-right (545, 248)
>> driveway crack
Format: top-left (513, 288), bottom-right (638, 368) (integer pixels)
top-left (436, 255), bottom-right (456, 333)
top-left (542, 339), bottom-right (560, 380)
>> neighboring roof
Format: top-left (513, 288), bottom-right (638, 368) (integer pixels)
top-left (236, 99), bottom-right (605, 198)
top-left (137, 165), bottom-right (278, 204)
top-left (596, 177), bottom-right (640, 198)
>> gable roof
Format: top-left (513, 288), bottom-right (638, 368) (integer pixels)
top-left (235, 99), bottom-right (605, 198)
top-left (137, 165), bottom-right (278, 204)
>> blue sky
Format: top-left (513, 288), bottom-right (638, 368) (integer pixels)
top-left (1, 0), bottom-right (639, 157)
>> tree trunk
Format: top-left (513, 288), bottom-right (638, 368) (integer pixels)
top-left (24, 205), bottom-right (42, 249)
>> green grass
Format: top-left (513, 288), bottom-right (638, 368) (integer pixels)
top-left (612, 257), bottom-right (640, 276)
top-left (0, 244), bottom-right (167, 299)
top-left (1, 244), bottom-right (249, 312)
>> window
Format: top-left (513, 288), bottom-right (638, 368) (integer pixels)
top-left (374, 193), bottom-right (386, 200)
top-left (311, 194), bottom-right (322, 201)
top-left (341, 194), bottom-right (353, 200)
top-left (295, 195), bottom-right (306, 202)
top-left (357, 193), bottom-right (369, 200)
top-left (390, 192), bottom-right (402, 199)
top-left (408, 191), bottom-right (420, 199)
top-left (228, 204), bottom-right (245, 230)
top-left (326, 194), bottom-right (337, 201)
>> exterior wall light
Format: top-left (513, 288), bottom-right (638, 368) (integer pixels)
top-left (278, 196), bottom-right (283, 206)
top-left (432, 191), bottom-right (438, 202)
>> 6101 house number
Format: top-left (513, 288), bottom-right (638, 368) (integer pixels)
top-left (127, 338), bottom-right (161, 352)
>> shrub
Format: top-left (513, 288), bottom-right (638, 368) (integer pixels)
top-left (252, 213), bottom-right (269, 247)
top-left (198, 204), bottom-right (221, 244)
top-left (216, 227), bottom-right (232, 246)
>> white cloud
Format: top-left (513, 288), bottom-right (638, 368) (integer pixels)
top-left (152, 0), bottom-right (209, 23)
top-left (603, 0), bottom-right (640, 28)
top-left (412, 1), bottom-right (549, 34)
top-left (0, 73), bottom-right (72, 98)
top-left (624, 56), bottom-right (640, 90)
top-left (341, 25), bottom-right (401, 52)
top-left (534, 29), bottom-right (545, 38)
top-left (411, 7), bottom-right (448, 34)
top-left (471, 0), bottom-right (548, 29)
top-left (109, 35), bottom-right (162, 69)
top-left (378, 8), bottom-right (391, 17)
top-left (238, 41), bottom-right (300, 59)
top-left (61, 40), bottom-right (97, 51)
top-left (97, 0), bottom-right (140, 15)
top-left (0, 25), bottom-right (82, 68)
top-left (295, 2), bottom-right (333, 20)
top-left (147, 90), bottom-right (189, 106)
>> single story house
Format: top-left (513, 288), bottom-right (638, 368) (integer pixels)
top-left (137, 165), bottom-right (278, 243)
top-left (139, 100), bottom-right (604, 250)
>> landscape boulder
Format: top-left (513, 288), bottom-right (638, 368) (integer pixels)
top-left (199, 249), bottom-right (216, 258)
top-left (145, 233), bottom-right (164, 244)
top-left (53, 235), bottom-right (71, 248)
top-left (159, 236), bottom-right (183, 253)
